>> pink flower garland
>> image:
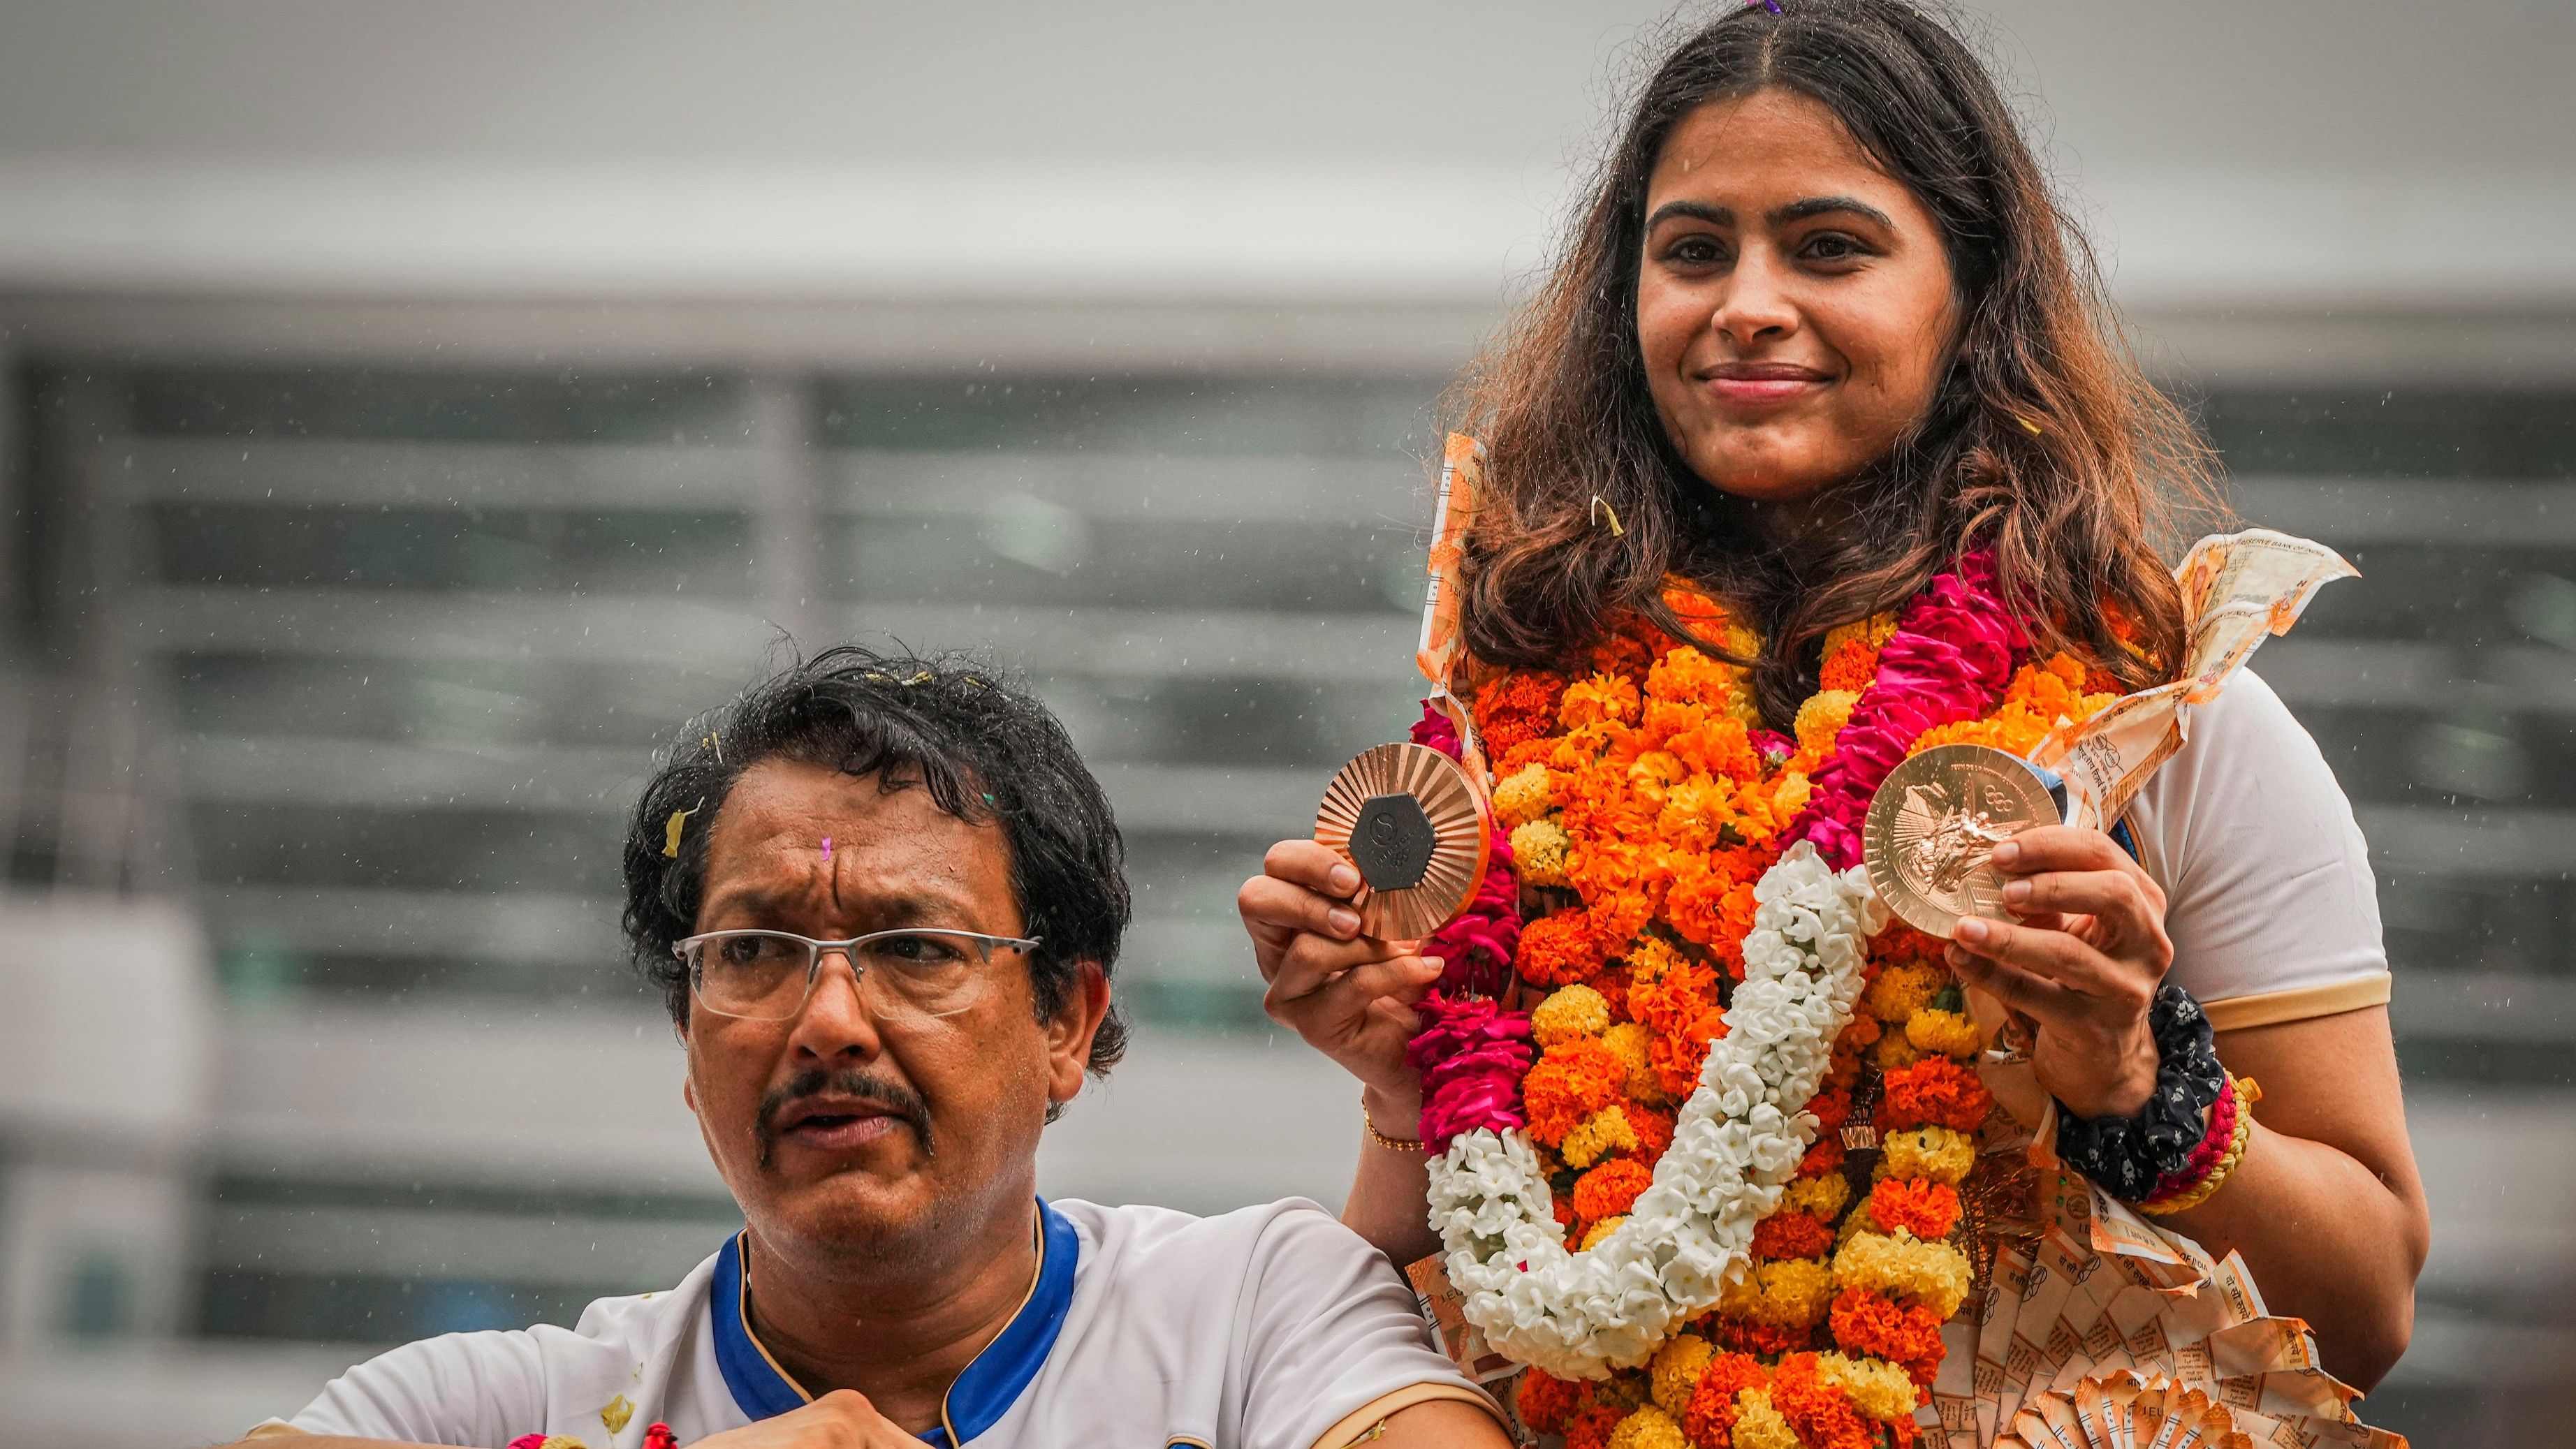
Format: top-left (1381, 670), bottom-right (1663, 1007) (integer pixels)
top-left (1410, 703), bottom-right (1524, 996)
top-left (1409, 993), bottom-right (1537, 1153)
top-left (1783, 550), bottom-right (2026, 869)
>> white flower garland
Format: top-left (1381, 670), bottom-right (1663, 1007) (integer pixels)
top-left (1423, 841), bottom-right (1886, 1380)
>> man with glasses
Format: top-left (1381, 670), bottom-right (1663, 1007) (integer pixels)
top-left (232, 647), bottom-right (1508, 1449)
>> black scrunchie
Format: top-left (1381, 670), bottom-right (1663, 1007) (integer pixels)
top-left (2051, 985), bottom-right (2225, 1202)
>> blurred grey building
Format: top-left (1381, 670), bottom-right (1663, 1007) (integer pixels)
top-left (0, 3), bottom-right (2570, 1445)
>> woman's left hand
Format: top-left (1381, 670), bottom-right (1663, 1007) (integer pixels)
top-left (1945, 824), bottom-right (2172, 1120)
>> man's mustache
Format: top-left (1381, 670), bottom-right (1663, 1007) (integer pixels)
top-left (756, 1068), bottom-right (934, 1170)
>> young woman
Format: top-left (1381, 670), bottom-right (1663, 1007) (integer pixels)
top-left (1238, 0), bottom-right (2426, 1397)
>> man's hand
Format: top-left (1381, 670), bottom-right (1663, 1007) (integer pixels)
top-left (693, 1390), bottom-right (920, 1449)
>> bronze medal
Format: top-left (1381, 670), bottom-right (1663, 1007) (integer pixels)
top-left (1864, 743), bottom-right (2062, 939)
top-left (1315, 742), bottom-right (1490, 941)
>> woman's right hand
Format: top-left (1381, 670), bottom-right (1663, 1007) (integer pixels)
top-left (1238, 839), bottom-right (1444, 1131)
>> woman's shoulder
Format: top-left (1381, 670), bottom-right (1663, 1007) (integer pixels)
top-left (2123, 667), bottom-right (2392, 1022)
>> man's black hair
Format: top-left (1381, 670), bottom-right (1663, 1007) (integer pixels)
top-left (620, 645), bottom-right (1130, 1083)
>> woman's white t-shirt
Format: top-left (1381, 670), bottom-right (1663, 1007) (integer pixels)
top-left (2121, 668), bottom-right (2392, 1030)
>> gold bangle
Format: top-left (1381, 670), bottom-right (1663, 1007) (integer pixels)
top-left (1363, 1092), bottom-right (1424, 1153)
top-left (2142, 1074), bottom-right (2255, 1216)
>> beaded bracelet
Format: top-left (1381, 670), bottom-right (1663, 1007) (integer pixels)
top-left (2051, 984), bottom-right (2227, 1202)
top-left (1363, 1091), bottom-right (1426, 1152)
top-left (2144, 1073), bottom-right (2239, 1205)
top-left (2143, 1075), bottom-right (2258, 1216)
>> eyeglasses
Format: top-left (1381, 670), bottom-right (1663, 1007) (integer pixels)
top-left (673, 928), bottom-right (1041, 1023)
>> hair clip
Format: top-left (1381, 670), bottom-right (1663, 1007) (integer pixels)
top-left (1753, 0), bottom-right (1783, 12)
top-left (2017, 415), bottom-right (2046, 436)
top-left (664, 798), bottom-right (705, 858)
top-left (1590, 496), bottom-right (1627, 537)
top-left (701, 730), bottom-right (723, 763)
top-left (905, 670), bottom-right (935, 686)
top-left (864, 671), bottom-right (892, 684)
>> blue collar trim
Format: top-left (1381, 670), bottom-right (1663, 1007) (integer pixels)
top-left (710, 1200), bottom-right (1082, 1446)
top-left (710, 1232), bottom-right (810, 1420)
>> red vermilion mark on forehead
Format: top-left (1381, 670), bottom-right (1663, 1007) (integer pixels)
top-left (821, 836), bottom-right (833, 864)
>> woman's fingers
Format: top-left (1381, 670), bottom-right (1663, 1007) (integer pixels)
top-left (1263, 838), bottom-right (1362, 899)
top-left (1263, 927), bottom-right (1402, 999)
top-left (1952, 915), bottom-right (2147, 1008)
top-left (1236, 871), bottom-right (1362, 955)
top-left (1265, 955), bottom-right (1443, 1040)
top-left (1945, 945), bottom-right (2078, 1024)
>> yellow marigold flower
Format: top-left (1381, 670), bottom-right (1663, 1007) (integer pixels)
top-left (1602, 1020), bottom-right (1667, 1105)
top-left (1878, 1125), bottom-right (1975, 1185)
top-left (1770, 770), bottom-right (1811, 820)
top-left (1732, 1388), bottom-right (1798, 1449)
top-left (1823, 612), bottom-right (1900, 658)
top-left (1906, 1006), bottom-right (1982, 1057)
top-left (1581, 1214), bottom-right (1628, 1251)
top-left (1532, 984), bottom-right (1612, 1046)
top-left (1832, 1229), bottom-right (1973, 1320)
top-left (1561, 672), bottom-right (1641, 728)
top-left (1794, 689), bottom-right (1859, 757)
top-left (1560, 1105), bottom-right (1639, 1168)
top-left (1783, 1172), bottom-right (1852, 1221)
top-left (1873, 1028), bottom-right (1927, 1071)
top-left (1863, 962), bottom-right (1943, 1024)
top-left (1511, 818), bottom-right (1570, 888)
top-left (1607, 1405), bottom-right (1688, 1449)
top-left (1491, 763), bottom-right (1553, 828)
top-left (1649, 1334), bottom-right (1714, 1417)
top-left (1723, 1258), bottom-right (1833, 1329)
top-left (1817, 1352), bottom-right (1921, 1422)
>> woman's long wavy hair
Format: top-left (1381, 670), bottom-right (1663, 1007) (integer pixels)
top-left (1453, 0), bottom-right (2220, 728)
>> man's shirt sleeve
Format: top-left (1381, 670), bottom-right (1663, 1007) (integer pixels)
top-left (1231, 1202), bottom-right (1505, 1449)
top-left (268, 1330), bottom-right (550, 1446)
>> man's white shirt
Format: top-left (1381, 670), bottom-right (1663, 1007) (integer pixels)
top-left (258, 1198), bottom-right (1501, 1449)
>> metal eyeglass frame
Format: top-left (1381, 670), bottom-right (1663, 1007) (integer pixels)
top-left (673, 927), bottom-right (1044, 1022)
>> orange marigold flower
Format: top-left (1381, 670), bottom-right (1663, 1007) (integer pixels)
top-left (1769, 1353), bottom-right (1879, 1449)
top-left (1877, 1057), bottom-right (1996, 1133)
top-left (2083, 662), bottom-right (2124, 696)
top-left (1572, 1159), bottom-right (1655, 1221)
top-left (1873, 923), bottom-right (1948, 969)
top-left (1590, 624), bottom-right (1659, 683)
top-left (1514, 1369), bottom-right (1588, 1435)
top-left (1523, 1037), bottom-right (1625, 1146)
top-left (1620, 1101), bottom-right (1676, 1159)
top-left (1868, 1178), bottom-right (1962, 1241)
top-left (1665, 714), bottom-right (1761, 782)
top-left (1627, 943), bottom-right (1719, 1037)
top-left (1664, 862), bottom-right (1758, 969)
top-left (1552, 1194), bottom-right (1576, 1232)
top-left (1518, 911), bottom-right (1608, 987)
top-left (1562, 1403), bottom-right (1625, 1449)
top-left (1560, 671), bottom-right (1643, 730)
top-left (1682, 1351), bottom-right (1772, 1447)
top-left (1823, 1045), bottom-right (1863, 1091)
top-left (1805, 1086), bottom-right (1853, 1134)
top-left (1496, 736), bottom-right (1561, 775)
top-left (1829, 1287), bottom-right (1945, 1388)
top-left (1715, 1316), bottom-right (1808, 1358)
top-left (1798, 1135), bottom-right (1846, 1178)
top-left (1817, 636), bottom-right (1881, 693)
top-left (1752, 1211), bottom-right (1836, 1260)
top-left (1474, 671), bottom-right (1569, 756)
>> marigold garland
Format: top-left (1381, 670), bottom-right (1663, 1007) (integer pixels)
top-left (1403, 562), bottom-right (2130, 1444)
